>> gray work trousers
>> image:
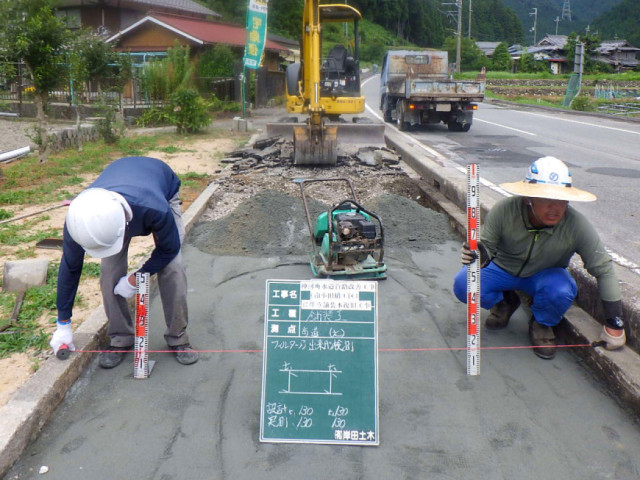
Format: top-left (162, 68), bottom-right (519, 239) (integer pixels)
top-left (99, 193), bottom-right (190, 348)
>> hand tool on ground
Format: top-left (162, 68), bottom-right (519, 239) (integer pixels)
top-left (297, 177), bottom-right (386, 280)
top-left (56, 344), bottom-right (71, 360)
top-left (1, 259), bottom-right (49, 333)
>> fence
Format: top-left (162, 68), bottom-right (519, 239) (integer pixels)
top-left (0, 62), bottom-right (289, 115)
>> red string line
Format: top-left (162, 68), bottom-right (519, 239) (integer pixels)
top-left (69, 343), bottom-right (593, 355)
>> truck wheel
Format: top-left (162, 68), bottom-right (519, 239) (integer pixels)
top-left (448, 121), bottom-right (470, 132)
top-left (382, 96), bottom-right (393, 122)
top-left (396, 102), bottom-right (409, 131)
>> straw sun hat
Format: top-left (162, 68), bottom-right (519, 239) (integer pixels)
top-left (500, 156), bottom-right (596, 203)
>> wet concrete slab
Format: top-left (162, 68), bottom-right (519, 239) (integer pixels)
top-left (6, 239), bottom-right (640, 479)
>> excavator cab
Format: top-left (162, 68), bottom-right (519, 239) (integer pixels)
top-left (268, 2), bottom-right (385, 166)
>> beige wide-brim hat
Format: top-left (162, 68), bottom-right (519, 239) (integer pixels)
top-left (500, 156), bottom-right (597, 202)
top-left (500, 181), bottom-right (597, 202)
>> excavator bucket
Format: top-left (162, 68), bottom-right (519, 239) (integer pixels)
top-left (293, 124), bottom-right (338, 166)
top-left (267, 121), bottom-right (387, 166)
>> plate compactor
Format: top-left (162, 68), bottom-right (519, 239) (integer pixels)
top-left (298, 178), bottom-right (386, 279)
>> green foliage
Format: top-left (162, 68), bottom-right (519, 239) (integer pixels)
top-left (517, 50), bottom-right (548, 74)
top-left (565, 32), bottom-right (605, 75)
top-left (0, 263), bottom-right (57, 356)
top-left (570, 95), bottom-right (595, 111)
top-left (593, 0), bottom-right (640, 48)
top-left (0, 209), bottom-right (12, 220)
top-left (139, 42), bottom-right (194, 102)
top-left (171, 89), bottom-right (211, 134)
top-left (0, 0), bottom-right (70, 94)
top-left (95, 95), bottom-right (125, 144)
top-left (491, 42), bottom-right (513, 71)
top-left (81, 262), bottom-right (101, 278)
top-left (443, 37), bottom-right (489, 71)
top-left (197, 45), bottom-right (237, 78)
top-left (136, 107), bottom-right (174, 128)
top-left (464, 0), bottom-right (524, 44)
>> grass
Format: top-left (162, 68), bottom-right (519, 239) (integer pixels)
top-left (179, 171), bottom-right (210, 189)
top-left (0, 261), bottom-right (103, 359)
top-left (0, 124), bottom-right (250, 361)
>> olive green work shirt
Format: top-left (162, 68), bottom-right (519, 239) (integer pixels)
top-left (481, 196), bottom-right (621, 304)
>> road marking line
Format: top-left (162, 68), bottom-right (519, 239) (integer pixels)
top-left (474, 118), bottom-right (537, 136)
top-left (513, 110), bottom-right (640, 135)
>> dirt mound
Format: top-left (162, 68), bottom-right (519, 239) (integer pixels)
top-left (189, 189), bottom-right (457, 257)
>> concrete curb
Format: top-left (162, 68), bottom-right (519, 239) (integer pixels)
top-left (385, 127), bottom-right (640, 416)
top-left (0, 177), bottom-right (223, 478)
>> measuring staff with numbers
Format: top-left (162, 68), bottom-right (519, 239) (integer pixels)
top-left (49, 157), bottom-right (198, 368)
top-left (452, 157), bottom-right (626, 359)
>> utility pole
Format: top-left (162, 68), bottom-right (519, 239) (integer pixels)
top-left (468, 0), bottom-right (472, 39)
top-left (561, 0), bottom-right (572, 22)
top-left (554, 16), bottom-right (560, 35)
top-left (456, 0), bottom-right (462, 72)
top-left (529, 7), bottom-right (538, 45)
top-left (442, 0), bottom-right (463, 73)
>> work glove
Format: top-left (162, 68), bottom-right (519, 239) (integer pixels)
top-left (49, 321), bottom-right (76, 355)
top-left (598, 317), bottom-right (626, 350)
top-left (114, 274), bottom-right (137, 299)
top-left (461, 241), bottom-right (490, 267)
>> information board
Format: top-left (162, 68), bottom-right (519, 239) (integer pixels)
top-left (260, 279), bottom-right (379, 445)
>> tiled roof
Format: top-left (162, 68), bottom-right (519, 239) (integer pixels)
top-left (108, 13), bottom-right (290, 53)
top-left (122, 0), bottom-right (219, 17)
top-left (57, 0), bottom-right (220, 17)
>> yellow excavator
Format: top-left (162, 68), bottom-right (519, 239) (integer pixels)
top-left (267, 1), bottom-right (385, 166)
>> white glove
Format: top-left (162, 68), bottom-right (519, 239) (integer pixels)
top-left (114, 274), bottom-right (137, 298)
top-left (598, 325), bottom-right (626, 351)
top-left (50, 322), bottom-right (76, 355)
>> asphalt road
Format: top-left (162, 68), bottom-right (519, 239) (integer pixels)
top-left (362, 76), bottom-right (640, 277)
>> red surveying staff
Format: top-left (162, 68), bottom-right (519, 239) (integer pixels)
top-left (467, 164), bottom-right (481, 375)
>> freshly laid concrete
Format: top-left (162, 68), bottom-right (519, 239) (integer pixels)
top-left (6, 240), bottom-right (640, 479)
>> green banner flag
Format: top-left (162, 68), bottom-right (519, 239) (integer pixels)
top-left (243, 0), bottom-right (269, 69)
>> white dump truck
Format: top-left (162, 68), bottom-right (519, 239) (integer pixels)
top-left (380, 49), bottom-right (486, 132)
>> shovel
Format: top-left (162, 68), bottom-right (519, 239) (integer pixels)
top-left (1, 259), bottom-right (49, 333)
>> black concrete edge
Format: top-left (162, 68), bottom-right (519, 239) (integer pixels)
top-left (385, 128), bottom-right (640, 417)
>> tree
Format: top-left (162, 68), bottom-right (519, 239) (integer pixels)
top-left (197, 45), bottom-right (237, 78)
top-left (442, 37), bottom-right (488, 71)
top-left (517, 50), bottom-right (547, 73)
top-left (0, 0), bottom-right (71, 162)
top-left (565, 32), bottom-right (606, 74)
top-left (491, 42), bottom-right (512, 71)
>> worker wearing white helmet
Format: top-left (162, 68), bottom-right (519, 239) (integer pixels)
top-left (50, 157), bottom-right (198, 368)
top-left (453, 156), bottom-right (625, 359)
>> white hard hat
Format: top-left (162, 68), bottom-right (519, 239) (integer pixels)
top-left (66, 188), bottom-right (133, 258)
top-left (500, 156), bottom-right (596, 202)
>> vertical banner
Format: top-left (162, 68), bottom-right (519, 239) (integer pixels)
top-left (243, 0), bottom-right (269, 69)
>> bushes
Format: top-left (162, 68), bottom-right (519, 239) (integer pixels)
top-left (171, 89), bottom-right (210, 133)
top-left (570, 95), bottom-right (594, 111)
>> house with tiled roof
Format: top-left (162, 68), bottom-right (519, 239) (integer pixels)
top-left (55, 0), bottom-right (220, 37)
top-left (106, 13), bottom-right (290, 71)
top-left (594, 40), bottom-right (640, 72)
